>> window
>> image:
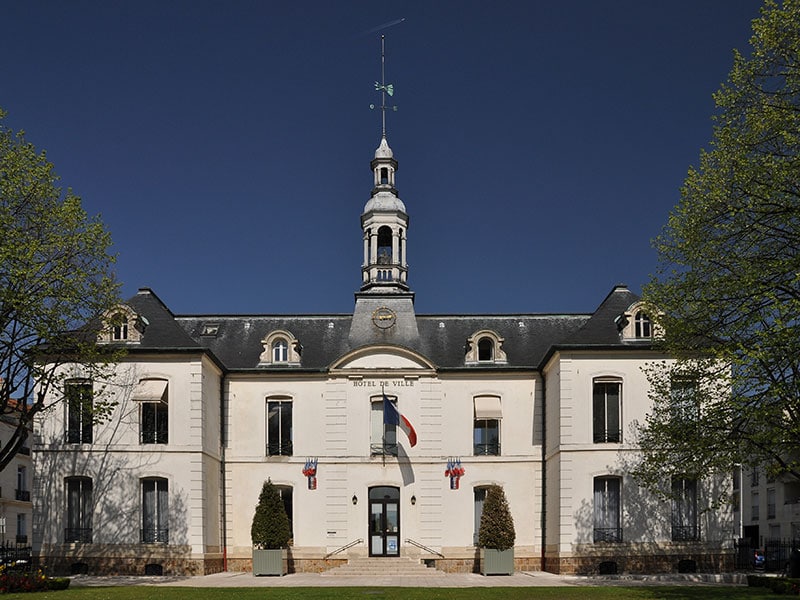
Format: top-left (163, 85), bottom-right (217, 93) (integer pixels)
top-left (266, 398), bottom-right (293, 456)
top-left (377, 226), bottom-right (392, 265)
top-left (16, 514), bottom-right (26, 544)
top-left (752, 491), bottom-right (760, 521)
top-left (477, 338), bottom-right (494, 362)
top-left (751, 467), bottom-right (760, 487)
top-left (767, 488), bottom-right (776, 519)
top-left (593, 380), bottom-right (621, 443)
top-left (16, 465), bottom-right (29, 501)
top-left (671, 376), bottom-right (698, 422)
top-left (371, 396), bottom-right (397, 456)
top-left (671, 477), bottom-right (699, 541)
top-left (110, 313), bottom-right (129, 341)
top-left (133, 379), bottom-right (168, 444)
top-left (473, 487), bottom-right (488, 546)
top-left (141, 478), bottom-right (168, 543)
top-left (141, 403), bottom-right (168, 444)
top-left (65, 477), bottom-right (93, 543)
top-left (634, 311), bottom-right (652, 338)
top-left (593, 477), bottom-right (622, 543)
top-left (473, 396), bottom-right (501, 456)
top-left (272, 339), bottom-right (288, 363)
top-left (66, 380), bottom-right (93, 444)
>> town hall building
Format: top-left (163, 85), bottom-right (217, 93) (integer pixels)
top-left (31, 133), bottom-right (732, 576)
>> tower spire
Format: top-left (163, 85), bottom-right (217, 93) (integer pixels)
top-left (373, 35), bottom-right (397, 139)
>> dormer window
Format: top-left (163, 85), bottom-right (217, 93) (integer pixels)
top-left (259, 330), bottom-right (301, 366)
top-left (634, 312), bottom-right (652, 338)
top-left (465, 330), bottom-right (508, 365)
top-left (272, 339), bottom-right (288, 363)
top-left (98, 304), bottom-right (144, 344)
top-left (477, 337), bottom-right (494, 362)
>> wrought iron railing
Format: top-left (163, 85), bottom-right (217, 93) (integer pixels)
top-left (141, 528), bottom-right (169, 544)
top-left (593, 430), bottom-right (621, 443)
top-left (140, 428), bottom-right (168, 444)
top-left (473, 443), bottom-right (500, 456)
top-left (324, 538), bottom-right (363, 559)
top-left (64, 528), bottom-right (93, 543)
top-left (15, 489), bottom-right (30, 502)
top-left (370, 443), bottom-right (398, 457)
top-left (405, 538), bottom-right (444, 558)
top-left (266, 440), bottom-right (293, 456)
top-left (65, 429), bottom-right (92, 444)
top-left (593, 527), bottom-right (622, 543)
top-left (671, 525), bottom-right (700, 541)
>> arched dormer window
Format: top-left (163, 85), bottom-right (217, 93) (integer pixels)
top-left (618, 302), bottom-right (660, 342)
top-left (97, 304), bottom-right (144, 344)
top-left (259, 330), bottom-right (301, 366)
top-left (272, 339), bottom-right (288, 363)
top-left (465, 330), bottom-right (507, 365)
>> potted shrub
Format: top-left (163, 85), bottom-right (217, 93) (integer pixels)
top-left (478, 484), bottom-right (516, 575)
top-left (251, 479), bottom-right (291, 576)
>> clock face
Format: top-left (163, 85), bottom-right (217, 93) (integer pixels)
top-left (372, 307), bottom-right (397, 329)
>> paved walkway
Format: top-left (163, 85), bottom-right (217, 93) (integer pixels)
top-left (68, 571), bottom-right (749, 588)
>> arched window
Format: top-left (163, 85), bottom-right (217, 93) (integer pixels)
top-left (272, 339), bottom-right (288, 363)
top-left (477, 337), bottom-right (494, 362)
top-left (377, 226), bottom-right (392, 265)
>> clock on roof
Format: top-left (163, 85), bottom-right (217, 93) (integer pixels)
top-left (372, 307), bottom-right (397, 329)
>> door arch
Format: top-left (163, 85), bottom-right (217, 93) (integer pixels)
top-left (368, 486), bottom-right (400, 557)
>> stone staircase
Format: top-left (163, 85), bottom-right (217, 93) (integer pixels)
top-left (322, 556), bottom-right (445, 577)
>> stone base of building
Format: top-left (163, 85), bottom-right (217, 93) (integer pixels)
top-left (37, 544), bottom-right (224, 577)
top-left (543, 544), bottom-right (734, 575)
top-left (227, 556), bottom-right (347, 574)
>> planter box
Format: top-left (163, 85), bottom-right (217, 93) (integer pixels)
top-left (480, 548), bottom-right (514, 575)
top-left (253, 548), bottom-right (287, 576)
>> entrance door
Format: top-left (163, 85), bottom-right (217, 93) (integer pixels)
top-left (369, 486), bottom-right (400, 557)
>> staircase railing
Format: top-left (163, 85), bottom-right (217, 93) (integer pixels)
top-left (405, 538), bottom-right (444, 558)
top-left (324, 538), bottom-right (363, 559)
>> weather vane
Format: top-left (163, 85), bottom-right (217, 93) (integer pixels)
top-left (369, 35), bottom-right (398, 138)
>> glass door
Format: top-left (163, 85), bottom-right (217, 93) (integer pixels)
top-left (368, 486), bottom-right (400, 557)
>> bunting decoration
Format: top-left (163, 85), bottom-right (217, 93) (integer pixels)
top-left (303, 457), bottom-right (318, 490)
top-left (445, 457), bottom-right (465, 490)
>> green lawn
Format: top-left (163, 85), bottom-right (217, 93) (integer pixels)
top-left (0, 587), bottom-right (778, 600)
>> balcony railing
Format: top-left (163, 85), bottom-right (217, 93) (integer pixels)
top-left (65, 429), bottom-right (92, 444)
top-left (593, 527), bottom-right (623, 543)
top-left (370, 443), bottom-right (398, 457)
top-left (671, 525), bottom-right (700, 541)
top-left (266, 440), bottom-right (293, 456)
top-left (15, 489), bottom-right (30, 502)
top-left (140, 429), bottom-right (168, 444)
top-left (473, 443), bottom-right (500, 456)
top-left (64, 528), bottom-right (93, 543)
top-left (141, 528), bottom-right (169, 544)
top-left (593, 430), bottom-right (622, 443)
top-left (15, 535), bottom-right (27, 545)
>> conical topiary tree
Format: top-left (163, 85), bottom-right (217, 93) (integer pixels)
top-left (478, 484), bottom-right (516, 551)
top-left (251, 479), bottom-right (291, 549)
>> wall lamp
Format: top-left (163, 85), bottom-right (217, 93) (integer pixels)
top-left (352, 494), bottom-right (358, 505)
top-left (410, 495), bottom-right (417, 506)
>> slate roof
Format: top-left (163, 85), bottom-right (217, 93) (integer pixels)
top-left (117, 285), bottom-right (647, 372)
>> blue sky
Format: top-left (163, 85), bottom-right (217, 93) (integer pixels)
top-left (2, 1), bottom-right (762, 315)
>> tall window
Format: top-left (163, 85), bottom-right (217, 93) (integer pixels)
top-left (671, 376), bottom-right (699, 422)
top-left (473, 487), bottom-right (488, 546)
top-left (276, 486), bottom-right (294, 540)
top-left (66, 380), bottom-right (93, 444)
top-left (16, 514), bottom-right (26, 544)
top-left (142, 478), bottom-right (168, 543)
top-left (266, 398), bottom-right (293, 456)
top-left (593, 477), bottom-right (622, 543)
top-left (371, 396), bottom-right (397, 456)
top-left (141, 402), bottom-right (168, 444)
top-left (751, 491), bottom-right (760, 521)
top-left (272, 339), bottom-right (288, 363)
top-left (767, 488), bottom-right (776, 519)
top-left (15, 465), bottom-right (29, 501)
top-left (634, 311), bottom-right (652, 338)
top-left (377, 226), bottom-right (392, 265)
top-left (473, 396), bottom-right (501, 455)
top-left (671, 477), bottom-right (699, 541)
top-left (593, 380), bottom-right (621, 443)
top-left (65, 477), bottom-right (93, 543)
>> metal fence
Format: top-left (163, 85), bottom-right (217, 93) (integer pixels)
top-left (0, 542), bottom-right (32, 571)
top-left (735, 538), bottom-right (798, 572)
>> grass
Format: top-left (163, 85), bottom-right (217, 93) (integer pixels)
top-left (0, 586), bottom-right (778, 600)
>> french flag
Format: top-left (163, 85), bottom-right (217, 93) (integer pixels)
top-left (383, 394), bottom-right (417, 447)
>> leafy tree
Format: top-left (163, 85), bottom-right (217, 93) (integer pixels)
top-left (478, 485), bottom-right (515, 551)
top-left (251, 479), bottom-right (291, 549)
top-left (635, 0), bottom-right (800, 497)
top-left (0, 108), bottom-right (119, 471)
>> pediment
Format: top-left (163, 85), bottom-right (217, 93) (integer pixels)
top-left (331, 345), bottom-right (435, 371)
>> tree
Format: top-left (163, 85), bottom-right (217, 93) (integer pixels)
top-left (251, 479), bottom-right (292, 549)
top-left (0, 108), bottom-right (119, 471)
top-left (478, 484), bottom-right (515, 550)
top-left (634, 0), bottom-right (800, 499)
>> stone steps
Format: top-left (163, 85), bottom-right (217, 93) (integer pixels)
top-left (322, 557), bottom-right (445, 577)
